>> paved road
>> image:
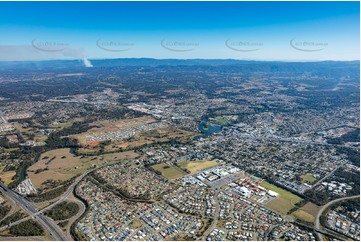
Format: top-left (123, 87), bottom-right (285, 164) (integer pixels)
top-left (65, 198), bottom-right (87, 240)
top-left (0, 182), bottom-right (66, 241)
top-left (200, 190), bottom-right (220, 240)
top-left (0, 189), bottom-right (17, 223)
top-left (36, 169), bottom-right (93, 215)
top-left (311, 163), bottom-right (344, 189)
top-left (0, 169), bottom-right (93, 240)
top-left (238, 135), bottom-right (355, 149)
top-left (315, 195), bottom-right (360, 241)
top-left (0, 236), bottom-right (45, 241)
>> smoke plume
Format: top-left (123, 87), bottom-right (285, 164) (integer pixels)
top-left (83, 57), bottom-right (93, 67)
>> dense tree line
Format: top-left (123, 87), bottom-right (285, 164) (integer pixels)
top-left (9, 220), bottom-right (44, 236)
top-left (303, 189), bottom-right (329, 206)
top-left (0, 211), bottom-right (26, 227)
top-left (86, 105), bottom-right (143, 120)
top-left (45, 201), bottom-right (79, 221)
top-left (287, 199), bottom-right (309, 215)
top-left (0, 203), bottom-right (10, 221)
top-left (304, 167), bottom-right (360, 206)
top-left (27, 177), bottom-right (77, 202)
top-left (327, 128), bottom-right (360, 145)
top-left (45, 121), bottom-right (95, 149)
top-left (328, 198), bottom-right (360, 215)
top-left (333, 168), bottom-right (360, 196)
top-left (27, 185), bottom-right (67, 202)
top-left (336, 146), bottom-right (360, 166)
top-left (0, 136), bottom-right (18, 149)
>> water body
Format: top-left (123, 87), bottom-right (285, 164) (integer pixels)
top-left (19, 167), bottom-right (27, 182)
top-left (199, 117), bottom-right (222, 135)
top-left (193, 135), bottom-right (202, 140)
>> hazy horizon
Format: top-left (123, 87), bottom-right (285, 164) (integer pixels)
top-left (0, 57), bottom-right (360, 63)
top-left (0, 1), bottom-right (359, 62)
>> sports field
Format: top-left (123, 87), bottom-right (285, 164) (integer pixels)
top-left (151, 163), bottom-right (187, 180)
top-left (178, 160), bottom-right (219, 173)
top-left (261, 181), bottom-right (303, 215)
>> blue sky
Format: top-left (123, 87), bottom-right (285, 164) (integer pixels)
top-left (0, 1), bottom-right (359, 61)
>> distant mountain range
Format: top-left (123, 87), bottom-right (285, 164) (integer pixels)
top-left (0, 58), bottom-right (359, 71)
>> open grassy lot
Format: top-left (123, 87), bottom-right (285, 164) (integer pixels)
top-left (300, 202), bottom-right (321, 217)
top-left (71, 116), bottom-right (194, 155)
top-left (129, 218), bottom-right (143, 229)
top-left (72, 116), bottom-right (157, 146)
top-left (49, 121), bottom-right (74, 128)
top-left (292, 201), bottom-right (321, 223)
top-left (27, 148), bottom-right (139, 189)
top-left (266, 198), bottom-right (295, 215)
top-left (12, 122), bottom-right (32, 133)
top-left (178, 160), bottom-right (219, 173)
top-left (0, 170), bottom-right (16, 185)
top-left (76, 146), bottom-right (102, 155)
top-left (292, 209), bottom-right (315, 223)
top-left (3, 148), bottom-right (20, 152)
top-left (151, 163), bottom-right (187, 180)
top-left (301, 173), bottom-right (317, 184)
top-left (261, 181), bottom-right (303, 215)
top-left (102, 127), bottom-right (194, 153)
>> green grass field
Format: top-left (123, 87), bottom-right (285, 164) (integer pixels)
top-left (301, 173), bottom-right (316, 184)
top-left (292, 210), bottom-right (315, 223)
top-left (50, 121), bottom-right (73, 128)
top-left (260, 181), bottom-right (303, 214)
top-left (260, 181), bottom-right (303, 204)
top-left (178, 160), bottom-right (219, 173)
top-left (151, 163), bottom-right (186, 180)
top-left (214, 116), bottom-right (229, 125)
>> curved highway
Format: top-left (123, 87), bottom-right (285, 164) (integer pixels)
top-left (0, 168), bottom-right (95, 240)
top-left (315, 194), bottom-right (360, 241)
top-left (0, 182), bottom-right (66, 241)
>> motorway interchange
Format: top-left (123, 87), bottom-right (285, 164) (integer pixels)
top-left (0, 169), bottom-right (92, 241)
